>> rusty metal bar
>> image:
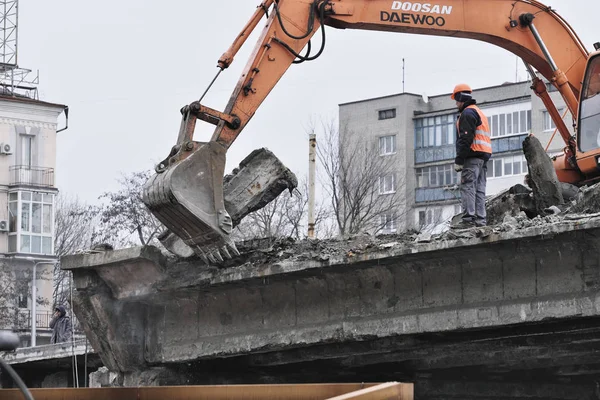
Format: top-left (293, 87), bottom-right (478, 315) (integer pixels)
top-left (326, 382), bottom-right (413, 400)
top-left (0, 383), bottom-right (402, 400)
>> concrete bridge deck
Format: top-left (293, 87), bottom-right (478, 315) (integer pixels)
top-left (0, 339), bottom-right (102, 388)
top-left (2, 339), bottom-right (93, 365)
top-left (62, 214), bottom-right (600, 398)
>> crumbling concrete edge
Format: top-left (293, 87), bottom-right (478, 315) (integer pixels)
top-left (62, 216), bottom-right (600, 295)
top-left (190, 216), bottom-right (600, 288)
top-left (61, 245), bottom-right (167, 271)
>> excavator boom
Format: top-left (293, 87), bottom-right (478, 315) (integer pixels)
top-left (143, 0), bottom-right (597, 261)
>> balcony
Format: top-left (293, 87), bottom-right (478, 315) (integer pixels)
top-left (414, 134), bottom-right (528, 165)
top-left (416, 187), bottom-right (460, 203)
top-left (10, 165), bottom-right (54, 187)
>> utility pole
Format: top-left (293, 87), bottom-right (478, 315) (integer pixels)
top-left (402, 58), bottom-right (405, 93)
top-left (308, 134), bottom-right (316, 238)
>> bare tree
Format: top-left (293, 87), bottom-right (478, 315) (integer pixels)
top-left (314, 118), bottom-right (406, 236)
top-left (53, 194), bottom-right (98, 307)
top-left (96, 170), bottom-right (163, 248)
top-left (233, 177), bottom-right (333, 241)
top-left (0, 262), bottom-right (51, 331)
top-left (0, 262), bottom-right (17, 329)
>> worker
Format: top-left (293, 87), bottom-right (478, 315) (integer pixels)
top-left (49, 305), bottom-right (72, 344)
top-left (451, 84), bottom-right (492, 228)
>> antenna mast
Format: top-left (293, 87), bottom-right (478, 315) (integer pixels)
top-left (402, 58), bottom-right (405, 93)
top-left (0, 0), bottom-right (39, 99)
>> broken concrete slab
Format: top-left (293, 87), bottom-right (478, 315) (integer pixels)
top-left (159, 148), bottom-right (298, 258)
top-left (522, 135), bottom-right (564, 213)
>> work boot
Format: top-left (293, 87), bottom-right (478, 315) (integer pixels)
top-left (451, 220), bottom-right (475, 229)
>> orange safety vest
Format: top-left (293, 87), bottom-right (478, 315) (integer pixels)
top-left (456, 105), bottom-right (492, 154)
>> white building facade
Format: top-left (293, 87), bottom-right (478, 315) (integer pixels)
top-left (0, 95), bottom-right (67, 347)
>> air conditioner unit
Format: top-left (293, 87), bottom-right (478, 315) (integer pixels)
top-left (0, 220), bottom-right (9, 232)
top-left (0, 143), bottom-right (12, 155)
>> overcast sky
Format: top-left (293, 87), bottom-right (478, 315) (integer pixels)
top-left (15, 0), bottom-right (600, 204)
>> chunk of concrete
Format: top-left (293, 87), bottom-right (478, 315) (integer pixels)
top-left (485, 185), bottom-right (536, 226)
top-left (569, 182), bottom-right (600, 214)
top-left (160, 148), bottom-right (298, 258)
top-left (224, 148), bottom-right (298, 227)
top-left (522, 135), bottom-right (564, 213)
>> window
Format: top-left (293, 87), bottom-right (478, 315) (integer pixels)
top-left (543, 109), bottom-right (565, 131)
top-left (8, 191), bottom-right (54, 255)
top-left (379, 174), bottom-right (396, 194)
top-left (418, 208), bottom-right (441, 228)
top-left (380, 213), bottom-right (397, 233)
top-left (579, 55), bottom-right (600, 152)
top-left (378, 109), bottom-right (396, 120)
top-left (415, 114), bottom-right (456, 148)
top-left (453, 204), bottom-right (461, 214)
top-left (21, 135), bottom-right (33, 168)
top-left (488, 108), bottom-right (531, 137)
top-left (379, 135), bottom-right (396, 155)
top-left (16, 278), bottom-right (28, 309)
top-left (546, 82), bottom-right (559, 92)
top-left (487, 154), bottom-right (528, 179)
top-left (416, 164), bottom-right (458, 188)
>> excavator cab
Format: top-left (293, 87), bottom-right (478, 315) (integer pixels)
top-left (578, 52), bottom-right (600, 154)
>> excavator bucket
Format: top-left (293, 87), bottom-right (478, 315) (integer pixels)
top-left (141, 141), bottom-right (239, 263)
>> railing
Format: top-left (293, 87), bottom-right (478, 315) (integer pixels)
top-left (414, 134), bottom-right (528, 165)
top-left (13, 310), bottom-right (83, 333)
top-left (9, 165), bottom-right (54, 187)
top-left (14, 310), bottom-right (54, 330)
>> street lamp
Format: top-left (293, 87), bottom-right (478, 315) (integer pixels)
top-left (22, 257), bottom-right (57, 347)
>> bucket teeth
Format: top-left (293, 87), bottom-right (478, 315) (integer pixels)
top-left (213, 250), bottom-right (224, 263)
top-left (221, 246), bottom-right (232, 259)
top-left (228, 243), bottom-right (240, 257)
top-left (207, 253), bottom-right (217, 264)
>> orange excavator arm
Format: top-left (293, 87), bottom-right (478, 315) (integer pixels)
top-left (142, 0), bottom-right (593, 262)
top-left (209, 0), bottom-right (588, 149)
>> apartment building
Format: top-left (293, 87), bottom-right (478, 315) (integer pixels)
top-left (338, 80), bottom-right (569, 234)
top-left (0, 92), bottom-right (68, 347)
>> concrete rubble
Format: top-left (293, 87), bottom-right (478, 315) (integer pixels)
top-left (151, 135), bottom-right (600, 268)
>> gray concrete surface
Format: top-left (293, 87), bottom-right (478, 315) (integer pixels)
top-left (61, 215), bottom-right (600, 398)
top-left (2, 339), bottom-right (92, 364)
top-left (0, 339), bottom-right (102, 388)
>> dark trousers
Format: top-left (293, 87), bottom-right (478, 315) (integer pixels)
top-left (460, 157), bottom-right (487, 226)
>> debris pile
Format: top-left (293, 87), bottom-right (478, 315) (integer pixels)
top-left (201, 171), bottom-right (600, 268)
top-left (157, 137), bottom-right (600, 269)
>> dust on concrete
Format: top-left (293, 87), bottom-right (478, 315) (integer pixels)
top-left (209, 232), bottom-right (419, 268)
top-left (197, 178), bottom-right (600, 269)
